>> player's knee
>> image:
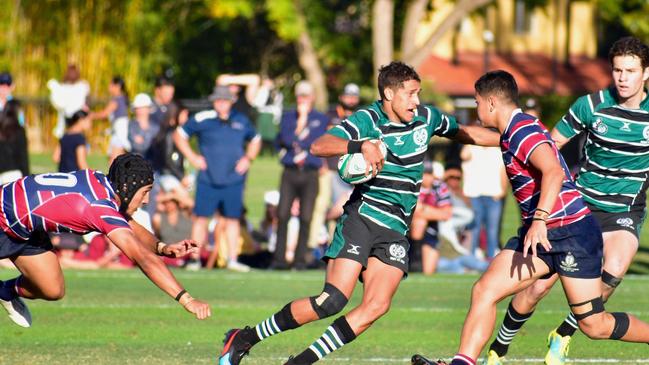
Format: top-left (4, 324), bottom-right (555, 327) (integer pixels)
top-left (526, 281), bottom-right (552, 302)
top-left (471, 278), bottom-right (497, 304)
top-left (41, 283), bottom-right (65, 301)
top-left (362, 297), bottom-right (391, 320)
top-left (604, 312), bottom-right (631, 340)
top-left (571, 296), bottom-right (607, 339)
top-left (309, 283), bottom-right (348, 319)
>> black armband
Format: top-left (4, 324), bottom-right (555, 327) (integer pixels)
top-left (347, 140), bottom-right (363, 154)
top-left (174, 289), bottom-right (187, 301)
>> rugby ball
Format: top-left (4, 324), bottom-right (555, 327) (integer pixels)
top-left (337, 140), bottom-right (387, 185)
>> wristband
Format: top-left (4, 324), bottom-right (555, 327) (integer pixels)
top-left (155, 241), bottom-right (166, 255)
top-left (535, 208), bottom-right (550, 215)
top-left (174, 289), bottom-right (187, 302)
top-left (347, 140), bottom-right (363, 154)
top-left (532, 217), bottom-right (547, 222)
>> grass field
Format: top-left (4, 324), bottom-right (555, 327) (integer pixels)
top-left (0, 269), bottom-right (648, 364)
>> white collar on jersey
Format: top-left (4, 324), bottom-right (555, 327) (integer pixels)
top-left (503, 107), bottom-right (524, 134)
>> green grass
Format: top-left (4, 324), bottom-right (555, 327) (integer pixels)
top-left (0, 269), bottom-right (648, 364)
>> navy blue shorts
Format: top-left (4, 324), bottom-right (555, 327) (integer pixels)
top-left (422, 224), bottom-right (439, 249)
top-left (193, 181), bottom-right (244, 218)
top-left (0, 230), bottom-right (53, 260)
top-left (504, 215), bottom-right (603, 279)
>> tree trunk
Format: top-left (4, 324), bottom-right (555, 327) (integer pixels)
top-left (402, 0), bottom-right (493, 68)
top-left (294, 6), bottom-right (328, 111)
top-left (372, 0), bottom-right (394, 89)
top-left (401, 0), bottom-right (428, 61)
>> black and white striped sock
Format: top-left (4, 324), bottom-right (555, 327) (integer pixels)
top-left (556, 312), bottom-right (578, 337)
top-left (251, 303), bottom-right (300, 344)
top-left (489, 301), bottom-right (534, 357)
top-left (292, 316), bottom-right (357, 364)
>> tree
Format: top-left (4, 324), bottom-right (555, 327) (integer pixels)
top-left (372, 0), bottom-right (494, 76)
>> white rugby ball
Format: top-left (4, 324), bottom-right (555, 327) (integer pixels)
top-left (337, 140), bottom-right (387, 185)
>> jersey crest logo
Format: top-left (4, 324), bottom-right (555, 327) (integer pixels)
top-left (393, 135), bottom-right (405, 145)
top-left (643, 126), bottom-right (649, 143)
top-left (559, 252), bottom-right (579, 272)
top-left (620, 121), bottom-right (631, 132)
top-left (592, 118), bottom-right (607, 135)
top-left (413, 129), bottom-right (428, 147)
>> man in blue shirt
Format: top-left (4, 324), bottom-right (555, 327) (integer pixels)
top-left (271, 80), bottom-right (329, 270)
top-left (174, 85), bottom-right (261, 272)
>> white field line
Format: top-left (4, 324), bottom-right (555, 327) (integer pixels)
top-left (40, 303), bottom-right (649, 317)
top-left (237, 356), bottom-right (649, 363)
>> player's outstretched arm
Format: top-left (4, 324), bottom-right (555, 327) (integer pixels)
top-left (452, 125), bottom-right (500, 146)
top-left (128, 219), bottom-right (199, 258)
top-left (107, 228), bottom-right (211, 319)
top-left (310, 134), bottom-right (350, 157)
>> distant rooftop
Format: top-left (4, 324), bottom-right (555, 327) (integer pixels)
top-left (419, 52), bottom-right (612, 97)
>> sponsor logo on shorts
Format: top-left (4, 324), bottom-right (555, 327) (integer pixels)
top-left (616, 217), bottom-right (634, 229)
top-left (346, 244), bottom-right (361, 255)
top-left (388, 243), bottom-right (406, 264)
top-left (560, 252), bottom-right (579, 272)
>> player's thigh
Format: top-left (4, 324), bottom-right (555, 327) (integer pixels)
top-left (360, 256), bottom-right (403, 305)
top-left (325, 257), bottom-right (363, 299)
top-left (473, 249), bottom-right (551, 303)
top-left (602, 230), bottom-right (639, 276)
top-left (513, 273), bottom-right (559, 311)
top-left (13, 251), bottom-right (64, 293)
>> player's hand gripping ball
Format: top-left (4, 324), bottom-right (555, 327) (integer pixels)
top-left (337, 139), bottom-right (387, 185)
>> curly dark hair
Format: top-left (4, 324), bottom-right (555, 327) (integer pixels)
top-left (107, 153), bottom-right (154, 212)
top-left (377, 61), bottom-right (421, 100)
top-left (608, 36), bottom-right (649, 69)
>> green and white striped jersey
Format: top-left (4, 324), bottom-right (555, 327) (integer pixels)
top-left (555, 87), bottom-right (649, 212)
top-left (328, 100), bottom-right (458, 235)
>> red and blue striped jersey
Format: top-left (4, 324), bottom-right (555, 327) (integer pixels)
top-left (0, 170), bottom-right (130, 241)
top-left (501, 110), bottom-right (589, 228)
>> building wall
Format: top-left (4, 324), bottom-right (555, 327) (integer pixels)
top-left (416, 0), bottom-right (597, 61)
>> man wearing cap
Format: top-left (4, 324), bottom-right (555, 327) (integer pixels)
top-left (173, 85), bottom-right (261, 272)
top-left (128, 93), bottom-right (159, 159)
top-left (270, 80), bottom-right (329, 270)
top-left (0, 71), bottom-right (25, 127)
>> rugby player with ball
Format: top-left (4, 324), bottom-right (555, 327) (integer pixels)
top-left (218, 61), bottom-right (499, 365)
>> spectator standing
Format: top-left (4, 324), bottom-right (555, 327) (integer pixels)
top-left (150, 101), bottom-right (193, 209)
top-left (54, 110), bottom-right (91, 172)
top-left (90, 76), bottom-right (130, 162)
top-left (173, 85), bottom-right (261, 271)
top-left (47, 64), bottom-right (90, 139)
top-left (0, 72), bottom-right (25, 127)
top-left (271, 80), bottom-right (329, 270)
top-left (150, 76), bottom-right (175, 127)
top-left (0, 99), bottom-right (29, 184)
top-left (325, 83), bottom-right (360, 220)
top-left (461, 143), bottom-right (507, 259)
top-left (128, 93), bottom-right (159, 159)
